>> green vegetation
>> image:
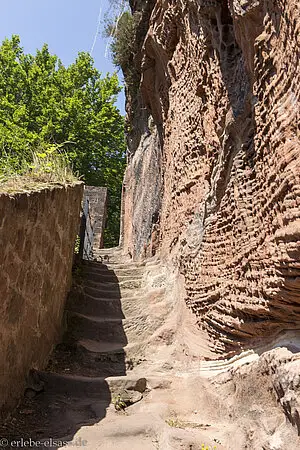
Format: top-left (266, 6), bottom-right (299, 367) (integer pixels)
top-left (107, 12), bottom-right (136, 71)
top-left (104, 3), bottom-right (140, 90)
top-left (112, 393), bottom-right (127, 411)
top-left (0, 35), bottom-right (126, 246)
top-left (0, 146), bottom-right (77, 194)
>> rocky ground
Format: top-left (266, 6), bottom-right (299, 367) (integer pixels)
top-left (1, 248), bottom-right (300, 450)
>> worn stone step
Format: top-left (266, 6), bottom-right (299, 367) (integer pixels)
top-left (67, 288), bottom-right (165, 323)
top-left (67, 293), bottom-right (125, 318)
top-left (87, 269), bottom-right (145, 280)
top-left (88, 268), bottom-right (145, 279)
top-left (82, 284), bottom-right (142, 299)
top-left (66, 313), bottom-right (128, 344)
top-left (46, 342), bottom-right (127, 378)
top-left (104, 259), bottom-right (159, 269)
top-left (104, 264), bottom-right (146, 272)
top-left (82, 270), bottom-right (119, 281)
top-left (85, 260), bottom-right (146, 271)
top-left (0, 390), bottom-right (110, 441)
top-left (96, 255), bottom-right (131, 265)
top-left (76, 340), bottom-right (146, 368)
top-left (83, 264), bottom-right (145, 277)
top-left (78, 339), bottom-right (127, 354)
top-left (38, 371), bottom-right (148, 397)
top-left (95, 247), bottom-right (123, 260)
top-left (66, 311), bottom-right (163, 345)
top-left (83, 271), bottom-right (143, 283)
top-left (68, 289), bottom-right (149, 306)
top-left (38, 371), bottom-right (111, 396)
top-left (95, 247), bottom-right (122, 255)
top-left (83, 278), bottom-right (143, 290)
top-left (83, 258), bottom-right (159, 272)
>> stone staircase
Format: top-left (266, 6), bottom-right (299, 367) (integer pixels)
top-left (0, 249), bottom-right (159, 443)
top-left (1, 249), bottom-right (257, 450)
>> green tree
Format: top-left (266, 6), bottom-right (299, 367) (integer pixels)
top-left (0, 35), bottom-right (126, 247)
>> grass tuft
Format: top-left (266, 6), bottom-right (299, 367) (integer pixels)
top-left (0, 145), bottom-right (79, 194)
top-left (165, 417), bottom-right (211, 429)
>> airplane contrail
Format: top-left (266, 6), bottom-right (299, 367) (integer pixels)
top-left (90, 2), bottom-right (103, 56)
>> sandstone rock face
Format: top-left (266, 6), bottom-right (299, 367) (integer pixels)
top-left (213, 347), bottom-right (300, 447)
top-left (121, 0), bottom-right (162, 258)
top-left (122, 0), bottom-right (300, 356)
top-left (121, 125), bottom-right (163, 257)
top-left (0, 184), bottom-right (83, 418)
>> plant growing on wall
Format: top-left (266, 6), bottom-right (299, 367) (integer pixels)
top-left (0, 145), bottom-right (77, 188)
top-left (103, 1), bottom-right (140, 90)
top-left (0, 35), bottom-right (126, 247)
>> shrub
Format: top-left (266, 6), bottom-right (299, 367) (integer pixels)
top-left (110, 12), bottom-right (136, 70)
top-left (104, 9), bottom-right (140, 88)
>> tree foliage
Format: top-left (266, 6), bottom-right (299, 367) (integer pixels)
top-left (0, 35), bottom-right (126, 247)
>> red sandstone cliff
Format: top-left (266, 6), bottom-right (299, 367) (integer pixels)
top-left (121, 0), bottom-right (300, 357)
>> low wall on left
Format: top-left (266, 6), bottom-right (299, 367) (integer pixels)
top-left (0, 183), bottom-right (83, 418)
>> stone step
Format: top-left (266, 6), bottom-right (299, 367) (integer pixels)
top-left (66, 290), bottom-right (149, 308)
top-left (38, 371), bottom-right (147, 397)
top-left (95, 247), bottom-right (123, 257)
top-left (95, 247), bottom-right (122, 255)
top-left (87, 269), bottom-right (145, 280)
top-left (0, 391), bottom-right (110, 441)
top-left (104, 260), bottom-right (159, 269)
top-left (106, 264), bottom-right (161, 274)
top-left (46, 342), bottom-right (127, 378)
top-left (78, 339), bottom-right (128, 354)
top-left (82, 284), bottom-right (142, 299)
top-left (83, 271), bottom-right (143, 283)
top-left (83, 278), bottom-right (143, 290)
top-left (38, 371), bottom-right (110, 396)
top-left (67, 293), bottom-right (125, 319)
top-left (66, 310), bottom-right (162, 345)
top-left (83, 264), bottom-right (146, 277)
top-left (85, 260), bottom-right (147, 271)
top-left (66, 313), bottom-right (128, 344)
top-left (96, 255), bottom-right (131, 265)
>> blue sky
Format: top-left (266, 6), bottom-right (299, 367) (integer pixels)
top-left (0, 0), bottom-right (126, 114)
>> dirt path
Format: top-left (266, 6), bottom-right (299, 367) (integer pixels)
top-left (1, 249), bottom-right (299, 449)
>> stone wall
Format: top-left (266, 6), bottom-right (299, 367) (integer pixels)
top-left (84, 186), bottom-right (108, 251)
top-left (0, 183), bottom-right (83, 417)
top-left (122, 0), bottom-right (300, 356)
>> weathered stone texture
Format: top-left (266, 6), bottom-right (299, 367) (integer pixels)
top-left (84, 186), bottom-right (107, 250)
top-left (123, 0), bottom-right (300, 356)
top-left (121, 124), bottom-right (162, 257)
top-left (121, 0), bottom-right (162, 258)
top-left (0, 183), bottom-right (83, 417)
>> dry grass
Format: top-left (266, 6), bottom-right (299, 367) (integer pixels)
top-left (0, 148), bottom-right (79, 194)
top-left (0, 175), bottom-right (76, 194)
top-left (165, 417), bottom-right (211, 429)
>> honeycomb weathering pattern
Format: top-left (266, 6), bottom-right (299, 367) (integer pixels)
top-left (123, 0), bottom-right (300, 355)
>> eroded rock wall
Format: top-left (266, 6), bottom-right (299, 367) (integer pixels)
top-left (123, 0), bottom-right (300, 356)
top-left (0, 183), bottom-right (83, 417)
top-left (121, 0), bottom-right (162, 258)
